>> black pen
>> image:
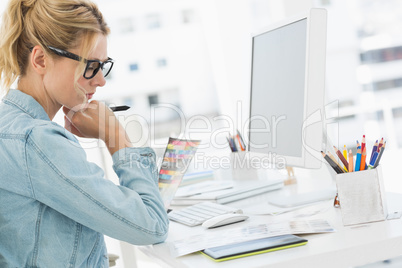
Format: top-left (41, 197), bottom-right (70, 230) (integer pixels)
top-left (110, 105), bottom-right (130, 112)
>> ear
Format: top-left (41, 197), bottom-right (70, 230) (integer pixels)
top-left (30, 45), bottom-right (50, 75)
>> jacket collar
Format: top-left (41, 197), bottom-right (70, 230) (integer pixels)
top-left (2, 89), bottom-right (50, 121)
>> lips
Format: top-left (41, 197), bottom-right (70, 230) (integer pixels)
top-left (86, 93), bottom-right (94, 100)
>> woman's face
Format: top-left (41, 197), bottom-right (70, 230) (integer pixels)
top-left (43, 34), bottom-right (108, 111)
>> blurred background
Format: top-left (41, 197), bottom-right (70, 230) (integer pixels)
top-left (2, 0), bottom-right (402, 267)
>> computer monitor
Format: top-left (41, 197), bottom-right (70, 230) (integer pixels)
top-left (248, 8), bottom-right (327, 169)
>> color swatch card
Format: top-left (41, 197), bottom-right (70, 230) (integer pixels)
top-left (158, 138), bottom-right (200, 208)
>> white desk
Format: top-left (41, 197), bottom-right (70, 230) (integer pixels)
top-left (139, 170), bottom-right (402, 268)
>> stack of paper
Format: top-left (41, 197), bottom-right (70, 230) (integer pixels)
top-left (171, 179), bottom-right (284, 205)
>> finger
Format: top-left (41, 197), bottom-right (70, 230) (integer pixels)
top-left (63, 116), bottom-right (74, 133)
top-left (62, 106), bottom-right (70, 114)
top-left (63, 106), bottom-right (76, 123)
top-left (64, 116), bottom-right (84, 137)
top-left (84, 101), bottom-right (101, 115)
top-left (71, 102), bottom-right (92, 112)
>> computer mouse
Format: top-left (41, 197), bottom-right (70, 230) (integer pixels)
top-left (202, 213), bottom-right (249, 228)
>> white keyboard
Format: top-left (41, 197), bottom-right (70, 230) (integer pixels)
top-left (168, 202), bottom-right (243, 227)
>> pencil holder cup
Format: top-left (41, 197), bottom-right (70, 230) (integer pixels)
top-left (230, 152), bottom-right (259, 180)
top-left (335, 166), bottom-right (387, 226)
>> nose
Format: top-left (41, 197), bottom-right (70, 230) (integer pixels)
top-left (92, 70), bottom-right (107, 87)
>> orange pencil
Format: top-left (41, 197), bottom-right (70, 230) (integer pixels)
top-left (236, 135), bottom-right (245, 151)
top-left (360, 147), bottom-right (367, 171)
top-left (348, 149), bottom-right (354, 172)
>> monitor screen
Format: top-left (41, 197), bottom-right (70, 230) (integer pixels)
top-left (249, 19), bottom-right (307, 158)
top-left (248, 9), bottom-right (327, 169)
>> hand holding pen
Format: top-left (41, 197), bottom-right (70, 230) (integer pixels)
top-left (63, 101), bottom-right (132, 155)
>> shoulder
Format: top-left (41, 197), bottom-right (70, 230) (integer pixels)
top-left (27, 121), bottom-right (81, 153)
top-left (25, 121), bottom-right (95, 175)
top-left (29, 120), bottom-right (76, 140)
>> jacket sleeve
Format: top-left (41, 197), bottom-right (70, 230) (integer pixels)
top-left (25, 123), bottom-right (169, 245)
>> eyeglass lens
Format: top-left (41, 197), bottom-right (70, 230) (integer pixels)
top-left (85, 61), bottom-right (113, 79)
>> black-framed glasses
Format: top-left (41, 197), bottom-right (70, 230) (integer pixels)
top-left (47, 46), bottom-right (114, 79)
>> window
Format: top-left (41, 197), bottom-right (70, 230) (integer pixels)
top-left (156, 58), bottom-right (167, 67)
top-left (393, 107), bottom-right (402, 118)
top-left (148, 94), bottom-right (159, 106)
top-left (129, 63), bottom-right (139, 72)
top-left (145, 14), bottom-right (161, 29)
top-left (363, 77), bottom-right (402, 91)
top-left (360, 46), bottom-right (402, 64)
top-left (117, 17), bottom-right (135, 34)
top-left (319, 0), bottom-right (332, 6)
top-left (182, 9), bottom-right (196, 24)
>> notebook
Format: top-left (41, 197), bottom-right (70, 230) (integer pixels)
top-left (157, 137), bottom-right (201, 209)
top-left (201, 234), bottom-right (308, 262)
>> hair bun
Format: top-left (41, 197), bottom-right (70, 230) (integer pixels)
top-left (22, 0), bottom-right (37, 8)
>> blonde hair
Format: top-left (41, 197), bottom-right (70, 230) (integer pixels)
top-left (0, 0), bottom-right (110, 93)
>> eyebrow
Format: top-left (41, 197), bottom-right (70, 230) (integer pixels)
top-left (88, 55), bottom-right (109, 62)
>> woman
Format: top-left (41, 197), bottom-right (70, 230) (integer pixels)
top-left (0, 0), bottom-right (168, 267)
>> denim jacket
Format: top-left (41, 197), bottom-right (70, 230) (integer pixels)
top-left (0, 89), bottom-right (169, 267)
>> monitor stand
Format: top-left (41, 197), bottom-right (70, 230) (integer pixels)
top-left (284, 166), bottom-right (297, 185)
top-left (269, 164), bottom-right (336, 207)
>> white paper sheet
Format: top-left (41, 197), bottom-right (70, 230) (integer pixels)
top-left (169, 219), bottom-right (335, 257)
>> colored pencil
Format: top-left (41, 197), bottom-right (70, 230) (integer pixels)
top-left (355, 146), bottom-right (361, 172)
top-left (361, 135), bottom-right (366, 153)
top-left (377, 138), bottom-right (384, 152)
top-left (321, 151), bottom-right (343, 174)
top-left (237, 130), bottom-right (246, 151)
top-left (231, 136), bottom-right (238, 152)
top-left (236, 135), bottom-right (245, 151)
top-left (348, 149), bottom-right (354, 172)
top-left (369, 140), bottom-right (378, 164)
top-left (373, 141), bottom-right (386, 168)
top-left (342, 145), bottom-right (348, 160)
top-left (334, 146), bottom-right (349, 172)
top-left (328, 151), bottom-right (345, 173)
top-left (368, 151), bottom-right (378, 169)
top-left (360, 147), bottom-right (367, 171)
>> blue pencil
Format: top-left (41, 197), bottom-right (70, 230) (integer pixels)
top-left (373, 142), bottom-right (386, 168)
top-left (370, 151), bottom-right (378, 166)
top-left (369, 140), bottom-right (378, 164)
top-left (355, 146), bottom-right (361, 172)
top-left (368, 151), bottom-right (378, 169)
